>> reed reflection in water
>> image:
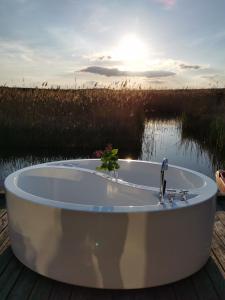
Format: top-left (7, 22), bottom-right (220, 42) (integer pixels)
top-left (0, 118), bottom-right (223, 181)
top-left (141, 119), bottom-right (216, 178)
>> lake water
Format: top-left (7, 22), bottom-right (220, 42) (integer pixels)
top-left (141, 119), bottom-right (215, 178)
top-left (0, 118), bottom-right (217, 181)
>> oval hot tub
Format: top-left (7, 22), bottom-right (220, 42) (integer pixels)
top-left (5, 159), bottom-right (217, 289)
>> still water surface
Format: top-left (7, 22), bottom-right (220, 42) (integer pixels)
top-left (0, 119), bottom-right (216, 181)
top-left (141, 119), bottom-right (215, 178)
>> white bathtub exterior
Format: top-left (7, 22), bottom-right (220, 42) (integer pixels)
top-left (5, 159), bottom-right (217, 289)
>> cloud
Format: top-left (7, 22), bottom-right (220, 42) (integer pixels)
top-left (0, 38), bottom-right (83, 84)
top-left (82, 54), bottom-right (122, 67)
top-left (0, 38), bottom-right (63, 66)
top-left (0, 39), bottom-right (33, 60)
top-left (98, 55), bottom-right (112, 60)
top-left (80, 66), bottom-right (176, 78)
top-left (179, 63), bottom-right (202, 70)
top-left (149, 59), bottom-right (208, 73)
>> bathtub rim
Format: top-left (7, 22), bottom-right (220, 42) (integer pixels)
top-left (4, 159), bottom-right (217, 213)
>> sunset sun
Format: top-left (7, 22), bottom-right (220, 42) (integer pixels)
top-left (113, 34), bottom-right (148, 70)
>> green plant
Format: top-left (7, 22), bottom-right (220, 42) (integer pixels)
top-left (95, 144), bottom-right (120, 174)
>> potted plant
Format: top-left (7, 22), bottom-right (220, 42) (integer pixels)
top-left (94, 144), bottom-right (120, 179)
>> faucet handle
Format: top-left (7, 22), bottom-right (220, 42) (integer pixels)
top-left (179, 190), bottom-right (189, 201)
top-left (167, 189), bottom-right (177, 193)
top-left (167, 189), bottom-right (176, 203)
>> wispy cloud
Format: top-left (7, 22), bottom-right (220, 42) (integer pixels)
top-left (80, 66), bottom-right (176, 78)
top-left (0, 39), bottom-right (36, 63)
top-left (0, 38), bottom-right (81, 84)
top-left (179, 63), bottom-right (202, 70)
top-left (150, 59), bottom-right (208, 72)
top-left (82, 54), bottom-right (122, 67)
top-left (0, 38), bottom-right (61, 65)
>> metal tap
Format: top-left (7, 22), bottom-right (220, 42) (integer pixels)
top-left (180, 190), bottom-right (189, 201)
top-left (159, 158), bottom-right (168, 204)
top-left (167, 189), bottom-right (176, 203)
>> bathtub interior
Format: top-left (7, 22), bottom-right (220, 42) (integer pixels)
top-left (16, 167), bottom-right (159, 206)
top-left (13, 159), bottom-right (207, 207)
top-left (60, 159), bottom-right (205, 190)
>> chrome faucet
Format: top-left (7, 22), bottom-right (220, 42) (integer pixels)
top-left (159, 158), bottom-right (168, 204)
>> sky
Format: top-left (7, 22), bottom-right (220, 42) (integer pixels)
top-left (0, 0), bottom-right (225, 89)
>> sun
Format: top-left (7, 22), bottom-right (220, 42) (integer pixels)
top-left (113, 34), bottom-right (148, 70)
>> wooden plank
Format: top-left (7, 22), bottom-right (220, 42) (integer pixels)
top-left (212, 232), bottom-right (225, 275)
top-left (85, 288), bottom-right (113, 300)
top-left (205, 257), bottom-right (225, 300)
top-left (211, 251), bottom-right (225, 279)
top-left (0, 226), bottom-right (9, 251)
top-left (70, 286), bottom-right (155, 300)
top-left (214, 218), bottom-right (225, 244)
top-left (70, 286), bottom-right (93, 300)
top-left (48, 281), bottom-right (73, 300)
top-left (0, 237), bottom-right (11, 255)
top-left (90, 289), bottom-right (113, 300)
top-left (214, 219), bottom-right (225, 246)
top-left (0, 212), bottom-right (8, 233)
top-left (111, 289), bottom-right (136, 300)
top-left (0, 247), bottom-right (13, 276)
top-left (132, 288), bottom-right (156, 300)
top-left (0, 208), bottom-right (6, 218)
top-left (216, 212), bottom-right (225, 226)
top-left (70, 286), bottom-right (116, 300)
top-left (7, 267), bottom-right (39, 300)
top-left (0, 210), bottom-right (10, 255)
top-left (0, 257), bottom-right (24, 300)
top-left (173, 277), bottom-right (198, 300)
top-left (191, 266), bottom-right (219, 300)
top-left (28, 275), bottom-right (53, 300)
top-left (152, 285), bottom-right (176, 300)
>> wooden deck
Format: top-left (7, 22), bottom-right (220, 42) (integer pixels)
top-left (0, 196), bottom-right (225, 300)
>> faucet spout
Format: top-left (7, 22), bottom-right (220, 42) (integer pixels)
top-left (161, 158), bottom-right (168, 172)
top-left (159, 158), bottom-right (168, 204)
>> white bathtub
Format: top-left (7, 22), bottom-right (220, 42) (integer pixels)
top-left (5, 159), bottom-right (217, 289)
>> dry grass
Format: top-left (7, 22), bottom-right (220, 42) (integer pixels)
top-left (0, 86), bottom-right (224, 158)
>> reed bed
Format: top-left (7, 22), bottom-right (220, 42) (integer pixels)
top-left (0, 86), bottom-right (224, 159)
top-left (0, 87), bottom-right (145, 157)
top-left (180, 89), bottom-right (225, 166)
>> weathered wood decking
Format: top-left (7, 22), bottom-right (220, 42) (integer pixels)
top-left (0, 197), bottom-right (225, 300)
